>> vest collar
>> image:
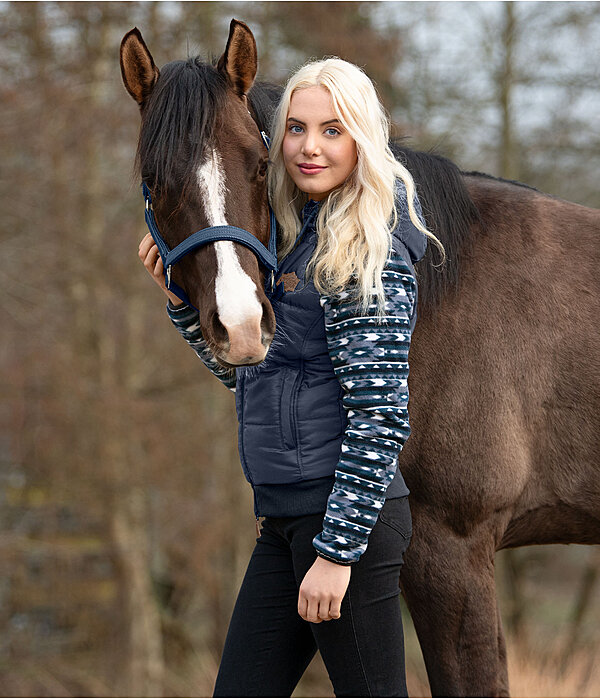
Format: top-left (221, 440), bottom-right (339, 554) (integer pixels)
top-left (300, 198), bottom-right (322, 224)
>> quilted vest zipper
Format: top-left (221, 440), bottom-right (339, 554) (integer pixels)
top-left (237, 371), bottom-right (262, 531)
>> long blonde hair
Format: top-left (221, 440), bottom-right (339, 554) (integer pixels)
top-left (268, 58), bottom-right (445, 314)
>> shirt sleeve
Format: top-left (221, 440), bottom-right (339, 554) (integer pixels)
top-left (166, 301), bottom-right (237, 392)
top-left (311, 250), bottom-right (416, 565)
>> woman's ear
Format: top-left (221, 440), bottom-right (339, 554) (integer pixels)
top-left (120, 27), bottom-right (159, 107)
top-left (217, 19), bottom-right (257, 97)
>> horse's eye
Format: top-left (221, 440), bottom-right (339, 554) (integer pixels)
top-left (142, 174), bottom-right (157, 192)
top-left (257, 159), bottom-right (268, 179)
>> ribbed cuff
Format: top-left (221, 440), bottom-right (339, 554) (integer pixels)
top-left (167, 299), bottom-right (188, 313)
top-left (316, 551), bottom-right (354, 566)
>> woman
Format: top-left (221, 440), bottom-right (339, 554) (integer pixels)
top-left (139, 58), bottom-right (443, 697)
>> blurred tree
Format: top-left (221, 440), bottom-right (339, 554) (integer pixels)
top-left (389, 1), bottom-right (600, 206)
top-left (235, 1), bottom-right (409, 122)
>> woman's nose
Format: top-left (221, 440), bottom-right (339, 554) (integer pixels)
top-left (301, 133), bottom-right (321, 157)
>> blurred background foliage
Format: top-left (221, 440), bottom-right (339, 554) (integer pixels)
top-left (1, 1), bottom-right (599, 696)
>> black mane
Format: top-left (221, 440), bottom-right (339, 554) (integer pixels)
top-left (248, 82), bottom-right (283, 135)
top-left (462, 169), bottom-right (540, 192)
top-left (137, 57), bottom-right (227, 196)
top-left (391, 141), bottom-right (483, 313)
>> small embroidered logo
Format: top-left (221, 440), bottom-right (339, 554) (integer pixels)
top-left (278, 271), bottom-right (300, 292)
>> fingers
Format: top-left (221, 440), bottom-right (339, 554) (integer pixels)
top-left (299, 594), bottom-right (339, 623)
top-left (328, 601), bottom-right (341, 620)
top-left (144, 244), bottom-right (161, 276)
top-left (139, 236), bottom-right (162, 278)
top-left (298, 595), bottom-right (311, 623)
top-left (153, 252), bottom-right (164, 277)
top-left (317, 599), bottom-right (337, 622)
top-left (138, 233), bottom-right (171, 297)
top-left (306, 595), bottom-right (322, 624)
top-left (138, 232), bottom-right (155, 261)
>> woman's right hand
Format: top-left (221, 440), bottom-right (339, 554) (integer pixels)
top-left (138, 232), bottom-right (184, 307)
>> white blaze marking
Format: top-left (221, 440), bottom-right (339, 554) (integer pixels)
top-left (197, 148), bottom-right (262, 327)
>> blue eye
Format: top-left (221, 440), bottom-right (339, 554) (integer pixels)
top-left (325, 127), bottom-right (340, 136)
top-left (289, 124), bottom-right (303, 134)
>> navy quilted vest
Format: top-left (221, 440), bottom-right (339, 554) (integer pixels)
top-left (234, 194), bottom-right (427, 489)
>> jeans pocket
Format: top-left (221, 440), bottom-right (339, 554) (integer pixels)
top-left (378, 496), bottom-right (413, 539)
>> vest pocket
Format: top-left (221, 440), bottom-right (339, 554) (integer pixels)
top-left (279, 367), bottom-right (301, 450)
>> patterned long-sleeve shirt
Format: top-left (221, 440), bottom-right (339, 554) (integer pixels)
top-left (166, 245), bottom-right (416, 565)
top-left (166, 302), bottom-right (237, 391)
top-left (311, 251), bottom-right (415, 564)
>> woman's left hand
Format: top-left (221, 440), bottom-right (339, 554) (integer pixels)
top-left (298, 556), bottom-right (351, 623)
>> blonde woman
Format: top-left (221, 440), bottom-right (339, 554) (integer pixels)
top-left (140, 58), bottom-right (442, 697)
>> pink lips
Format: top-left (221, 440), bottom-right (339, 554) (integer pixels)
top-left (298, 163), bottom-right (326, 175)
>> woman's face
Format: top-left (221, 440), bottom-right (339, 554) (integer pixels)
top-left (282, 86), bottom-right (358, 202)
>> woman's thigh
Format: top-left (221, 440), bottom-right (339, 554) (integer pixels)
top-left (213, 522), bottom-right (317, 697)
top-left (285, 496), bottom-right (412, 698)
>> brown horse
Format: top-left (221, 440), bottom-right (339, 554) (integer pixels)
top-left (121, 20), bottom-right (600, 697)
top-left (121, 23), bottom-right (276, 366)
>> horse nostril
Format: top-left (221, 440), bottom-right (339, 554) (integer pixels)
top-left (260, 301), bottom-right (276, 346)
top-left (210, 311), bottom-right (228, 346)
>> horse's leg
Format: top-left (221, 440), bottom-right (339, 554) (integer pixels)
top-left (496, 599), bottom-right (510, 697)
top-left (401, 505), bottom-right (507, 697)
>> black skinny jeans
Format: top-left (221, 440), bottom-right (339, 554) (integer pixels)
top-left (213, 495), bottom-right (412, 698)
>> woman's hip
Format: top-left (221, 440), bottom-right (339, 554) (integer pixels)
top-left (260, 495), bottom-right (412, 592)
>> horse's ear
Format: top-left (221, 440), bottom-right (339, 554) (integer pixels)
top-left (120, 27), bottom-right (159, 107)
top-left (217, 19), bottom-right (257, 97)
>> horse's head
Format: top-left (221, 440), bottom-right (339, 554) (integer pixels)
top-left (120, 20), bottom-right (275, 367)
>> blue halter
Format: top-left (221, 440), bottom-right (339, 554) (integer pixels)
top-left (142, 131), bottom-right (278, 310)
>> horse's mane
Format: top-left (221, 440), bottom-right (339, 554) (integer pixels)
top-left (462, 169), bottom-right (540, 192)
top-left (391, 141), bottom-right (483, 312)
top-left (248, 82), bottom-right (283, 135)
top-left (136, 57), bottom-right (228, 198)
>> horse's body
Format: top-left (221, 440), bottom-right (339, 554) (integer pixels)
top-left (395, 161), bottom-right (600, 695)
top-left (121, 21), bottom-right (600, 697)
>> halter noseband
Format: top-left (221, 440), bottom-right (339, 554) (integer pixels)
top-left (141, 131), bottom-right (277, 310)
